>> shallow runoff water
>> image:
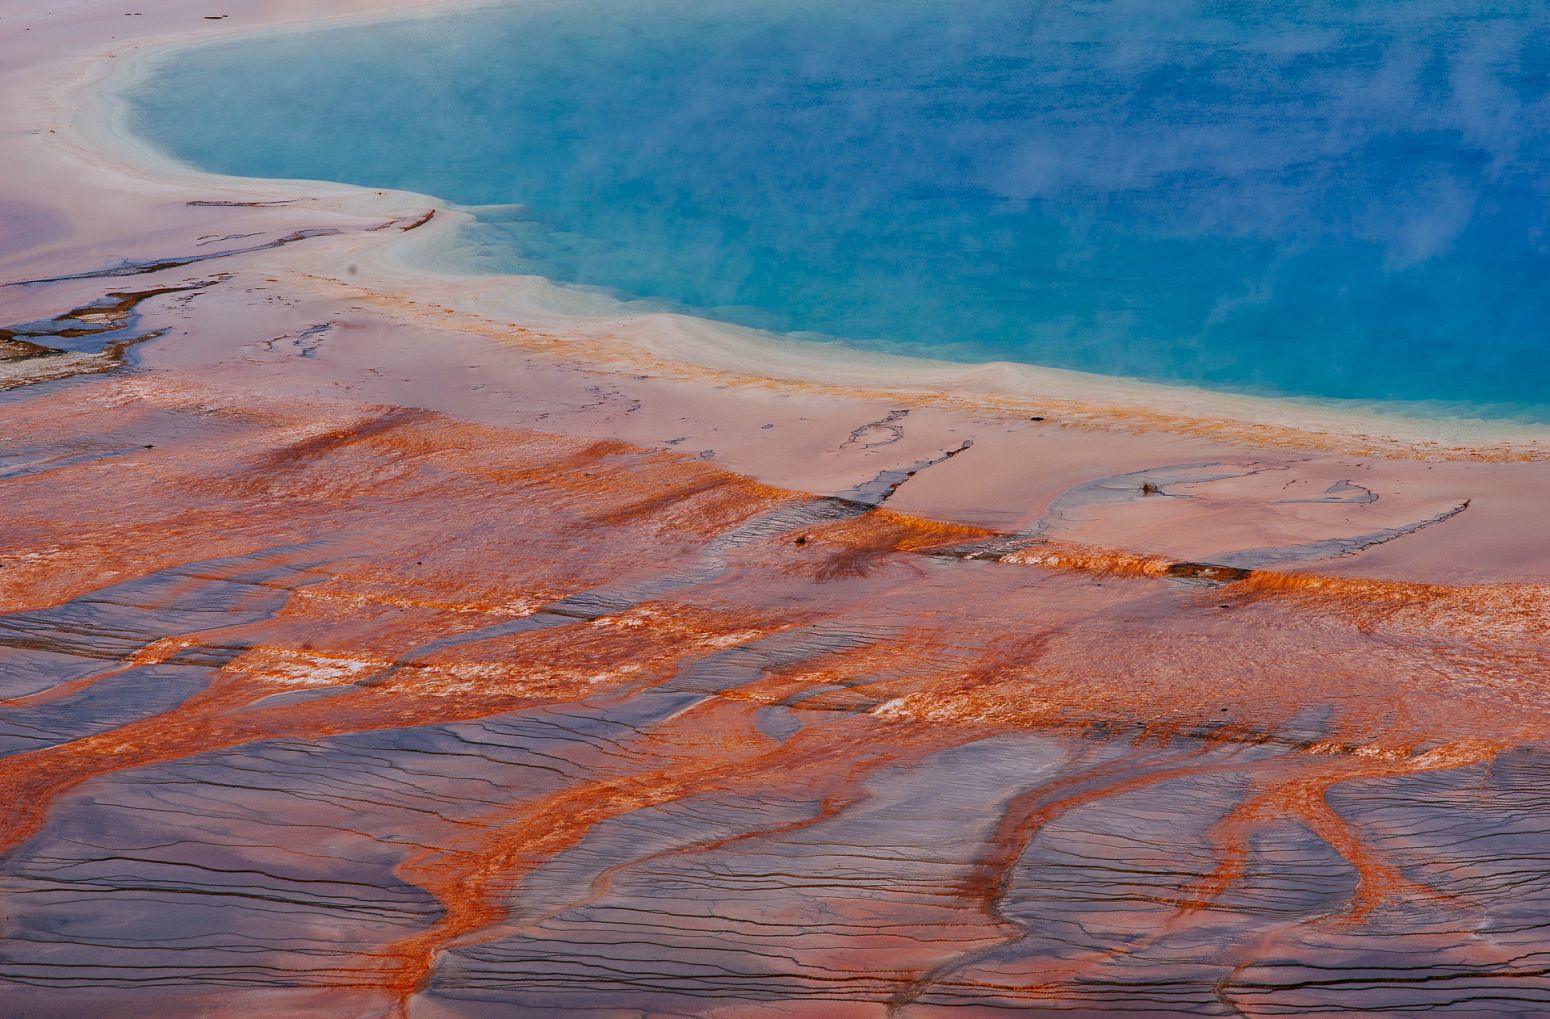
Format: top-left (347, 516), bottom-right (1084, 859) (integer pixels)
top-left (129, 0), bottom-right (1550, 418)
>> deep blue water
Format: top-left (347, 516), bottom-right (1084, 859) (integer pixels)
top-left (129, 0), bottom-right (1550, 417)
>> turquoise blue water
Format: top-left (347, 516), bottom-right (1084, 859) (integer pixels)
top-left (129, 1), bottom-right (1550, 417)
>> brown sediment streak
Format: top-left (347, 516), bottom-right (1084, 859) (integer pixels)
top-left (0, 337), bottom-right (62, 361)
top-left (239, 405), bottom-right (440, 476)
top-left (368, 208), bottom-right (436, 232)
top-left (0, 597), bottom-right (799, 858)
top-left (377, 705), bottom-right (946, 1015)
top-left (798, 508), bottom-right (998, 581)
top-left (887, 745), bottom-right (1272, 1012)
top-left (5, 373), bottom-right (1550, 1013)
top-left (962, 750), bottom-right (1212, 915)
top-left (958, 533), bottom-right (1550, 633)
top-left (1, 282), bottom-right (215, 342)
top-left (367, 639), bottom-right (974, 1007)
top-left (1227, 570), bottom-right (1550, 647)
top-left (185, 199), bottom-right (299, 208)
top-left (450, 433), bottom-right (800, 537)
top-left (1235, 567), bottom-right (1550, 607)
top-left (0, 330), bottom-right (168, 390)
top-left (0, 682), bottom-right (273, 857)
top-left (0, 600), bottom-right (263, 711)
top-left (0, 661), bottom-right (137, 710)
top-left (1189, 740), bottom-right (1508, 924)
top-left (901, 746), bottom-right (1493, 1011)
top-left (520, 742), bottom-right (901, 932)
top-left (888, 733), bottom-right (1520, 1012)
top-left (0, 280), bottom-right (219, 389)
top-left (587, 470), bottom-right (793, 533)
top-left (808, 508), bottom-right (997, 554)
top-left (3, 229), bottom-right (341, 287)
top-left (882, 727), bottom-right (1530, 1012)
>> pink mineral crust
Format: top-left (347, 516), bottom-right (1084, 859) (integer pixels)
top-left (3, 3), bottom-right (1550, 1017)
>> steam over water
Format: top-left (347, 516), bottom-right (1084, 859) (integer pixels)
top-left (131, 0), bottom-right (1550, 417)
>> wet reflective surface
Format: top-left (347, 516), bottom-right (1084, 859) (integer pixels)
top-left (3, 374), bottom-right (1549, 1016)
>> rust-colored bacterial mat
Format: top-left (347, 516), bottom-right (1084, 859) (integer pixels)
top-left (3, 377), bottom-right (1549, 1017)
